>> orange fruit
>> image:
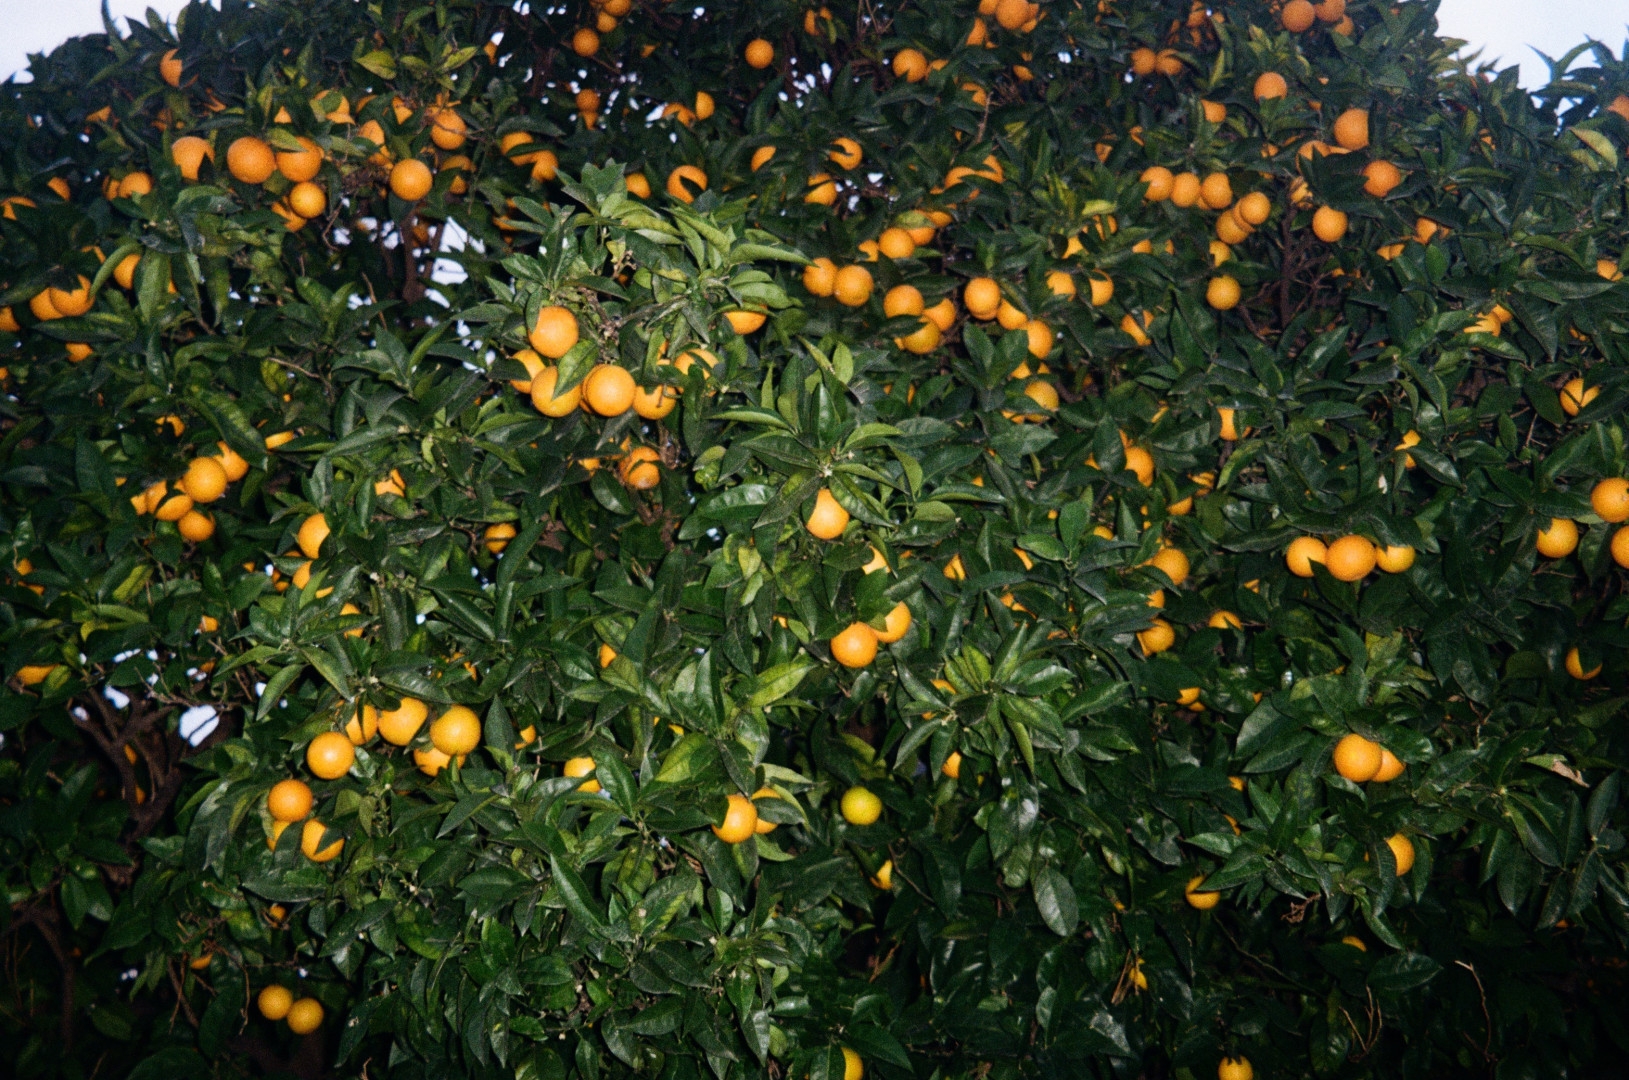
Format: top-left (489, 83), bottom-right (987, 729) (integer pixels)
top-left (1385, 833), bottom-right (1415, 876)
top-left (159, 48), bottom-right (183, 86)
top-left (1236, 191), bottom-right (1271, 225)
top-left (177, 510), bottom-right (215, 542)
top-left (744, 38), bottom-right (774, 68)
top-left (226, 136), bottom-right (276, 184)
top-left (572, 27), bottom-right (600, 56)
top-left (430, 705), bottom-right (482, 755)
top-left (1123, 445), bottom-right (1155, 484)
top-left (1612, 526), bottom-right (1629, 568)
top-left (389, 159), bottom-right (433, 201)
top-left (288, 181), bottom-right (326, 219)
top-left (564, 755), bottom-right (600, 793)
top-left (1206, 275), bottom-right (1242, 310)
top-left (840, 786), bottom-right (882, 825)
top-left (829, 136), bottom-right (863, 170)
top-left (1332, 107), bottom-right (1369, 150)
top-left (1199, 172), bottom-right (1233, 210)
top-left (666, 164), bottom-right (708, 202)
top-left (964, 277), bottom-right (1001, 319)
top-left (1129, 48), bottom-right (1157, 76)
top-left (1373, 748), bottom-right (1406, 782)
top-left (633, 383), bottom-right (678, 419)
top-left (530, 368), bottom-right (582, 416)
top-left (620, 446), bottom-right (661, 490)
top-left (625, 171), bottom-right (651, 197)
top-left (484, 523), bottom-right (516, 552)
top-left (296, 513), bottom-right (329, 559)
top-left (582, 364), bottom-right (637, 415)
top-left (508, 349), bottom-right (546, 392)
top-left (803, 257), bottom-right (838, 295)
top-left (275, 136), bottom-right (323, 183)
top-left (805, 173), bottom-right (838, 205)
top-left (258, 985), bottom-right (294, 1021)
top-left (1332, 733), bottom-right (1382, 782)
top-left (1087, 273), bottom-right (1114, 307)
top-left (1281, 0), bottom-right (1315, 30)
top-left (833, 265), bottom-right (874, 307)
top-left (1592, 478), bottom-right (1629, 522)
top-left (1324, 535), bottom-right (1376, 581)
top-left (117, 172), bottom-right (154, 198)
top-left (180, 457), bottom-right (228, 503)
top-left (306, 732), bottom-right (355, 780)
top-left (1374, 544), bottom-right (1415, 573)
top-left (1208, 610), bottom-right (1243, 630)
top-left (1218, 406), bottom-right (1247, 440)
top-left (1362, 161), bottom-right (1403, 199)
top-left (1168, 172), bottom-right (1201, 207)
top-left (942, 752), bottom-right (963, 779)
top-left (345, 704), bottom-right (378, 744)
top-left (713, 793), bottom-right (759, 843)
top-left (1201, 100), bottom-right (1228, 123)
top-left (378, 697), bottom-right (429, 745)
top-left (1312, 206), bottom-right (1348, 242)
top-left (300, 819), bottom-right (344, 862)
top-left (750, 787), bottom-right (781, 833)
top-left (267, 779), bottom-right (313, 822)
top-left (1566, 647), bottom-right (1601, 680)
top-left (286, 997), bottom-right (324, 1034)
top-left (48, 277), bottom-right (94, 316)
top-left (806, 488), bottom-right (850, 539)
top-left (1148, 546), bottom-right (1189, 586)
top-left (1184, 875), bottom-right (1220, 909)
top-left (1140, 166), bottom-right (1174, 201)
top-left (1285, 536), bottom-right (1328, 577)
top-left (529, 305), bottom-right (579, 358)
top-left (893, 48), bottom-right (928, 81)
top-left (171, 135), bottom-right (214, 180)
top-left (1535, 517), bottom-right (1578, 557)
top-left (427, 107), bottom-right (466, 150)
top-left (874, 601), bottom-right (913, 643)
top-left (1218, 1056), bottom-right (1253, 1080)
top-left (884, 285), bottom-right (924, 318)
top-left (724, 310), bottom-right (766, 334)
top-left (877, 227), bottom-right (914, 259)
top-left (1137, 618), bottom-right (1175, 654)
top-left (1254, 72), bottom-right (1288, 101)
top-left (830, 622), bottom-right (879, 668)
top-left (1560, 377), bottom-right (1598, 416)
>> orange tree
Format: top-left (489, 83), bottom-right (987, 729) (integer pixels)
top-left (5, 0), bottom-right (1629, 1076)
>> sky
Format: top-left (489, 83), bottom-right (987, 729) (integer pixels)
top-left (0, 0), bottom-right (1624, 88)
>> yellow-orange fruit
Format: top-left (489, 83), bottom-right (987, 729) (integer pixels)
top-left (1332, 733), bottom-right (1382, 782)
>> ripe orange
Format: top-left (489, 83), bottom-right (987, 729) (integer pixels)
top-left (1218, 1056), bottom-right (1254, 1080)
top-left (1088, 273), bottom-right (1114, 307)
top-left (267, 779), bottom-right (313, 822)
top-left (624, 171), bottom-right (651, 198)
top-left (1535, 517), bottom-right (1578, 557)
top-left (1199, 172), bottom-right (1233, 210)
top-left (258, 985), bottom-right (294, 1021)
top-left (1362, 159), bottom-right (1402, 197)
top-left (48, 277), bottom-right (93, 316)
top-left (1022, 380), bottom-right (1058, 414)
top-left (481, 523), bottom-right (517, 553)
top-left (171, 135), bottom-right (214, 180)
top-left (1592, 478), bottom-right (1629, 522)
top-left (529, 305), bottom-right (579, 358)
top-left (306, 732), bottom-right (355, 780)
top-left (1385, 833), bottom-right (1415, 876)
top-left (1566, 647), bottom-right (1601, 680)
top-left (177, 510), bottom-right (215, 542)
top-left (713, 793), bottom-right (759, 843)
top-left (1333, 107), bottom-right (1370, 150)
top-left (345, 704), bottom-right (378, 744)
top-left (1281, 0), bottom-right (1315, 31)
top-left (1373, 748), bottom-right (1406, 782)
top-left (300, 819), bottom-right (344, 862)
top-left (1285, 536), bottom-right (1328, 577)
top-left (1140, 166), bottom-right (1174, 201)
top-left (963, 277), bottom-right (1001, 318)
top-left (724, 310), bottom-right (766, 334)
top-left (806, 488), bottom-right (850, 539)
top-left (1129, 48), bottom-right (1157, 76)
top-left (389, 158), bottom-right (433, 201)
top-left (288, 181), bottom-right (326, 219)
top-left (564, 755), bottom-right (600, 793)
top-left (581, 364), bottom-right (637, 416)
top-left (833, 265), bottom-right (874, 307)
top-left (571, 27), bottom-right (600, 56)
top-left (840, 786), bottom-right (882, 825)
top-left (620, 446), bottom-right (662, 490)
top-left (1208, 610), bottom-right (1243, 630)
top-left (1332, 733), bottom-right (1382, 782)
top-left (297, 513), bottom-right (329, 559)
top-left (804, 173), bottom-right (838, 205)
top-left (745, 38), bottom-right (774, 67)
top-left (874, 601), bottom-right (913, 644)
top-left (159, 48), bottom-right (183, 86)
top-left (1137, 618), bottom-right (1175, 654)
top-left (180, 457), bottom-right (228, 503)
top-left (1312, 206), bottom-right (1348, 242)
top-left (1560, 377), bottom-right (1598, 416)
top-left (117, 172), bottom-right (154, 198)
top-left (1374, 544), bottom-right (1416, 573)
top-left (829, 136), bottom-right (863, 170)
top-left (1206, 275), bottom-right (1241, 310)
top-left (666, 164), bottom-right (708, 203)
top-left (430, 705), bottom-right (482, 755)
top-left (942, 752), bottom-right (963, 779)
top-left (274, 136), bottom-right (323, 183)
top-left (508, 349), bottom-right (545, 393)
top-left (1612, 526), bottom-right (1629, 568)
top-left (226, 136), bottom-right (276, 184)
top-left (1201, 99), bottom-right (1228, 123)
top-left (633, 383), bottom-right (678, 420)
top-left (427, 107), bottom-right (467, 150)
top-left (1254, 72), bottom-right (1288, 101)
top-left (1324, 535), bottom-right (1376, 581)
top-left (1148, 547), bottom-right (1189, 586)
top-left (803, 257), bottom-right (838, 296)
top-left (1123, 445), bottom-right (1155, 484)
top-left (830, 622), bottom-right (879, 668)
top-left (378, 697), bottom-right (429, 745)
top-left (285, 997), bottom-right (324, 1034)
top-left (1236, 191), bottom-right (1271, 225)
top-left (530, 368), bottom-right (582, 416)
top-left (1184, 875), bottom-right (1220, 909)
top-left (893, 48), bottom-right (928, 81)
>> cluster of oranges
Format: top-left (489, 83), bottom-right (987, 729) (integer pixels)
top-left (128, 441), bottom-right (251, 543)
top-left (256, 981), bottom-right (325, 1035)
